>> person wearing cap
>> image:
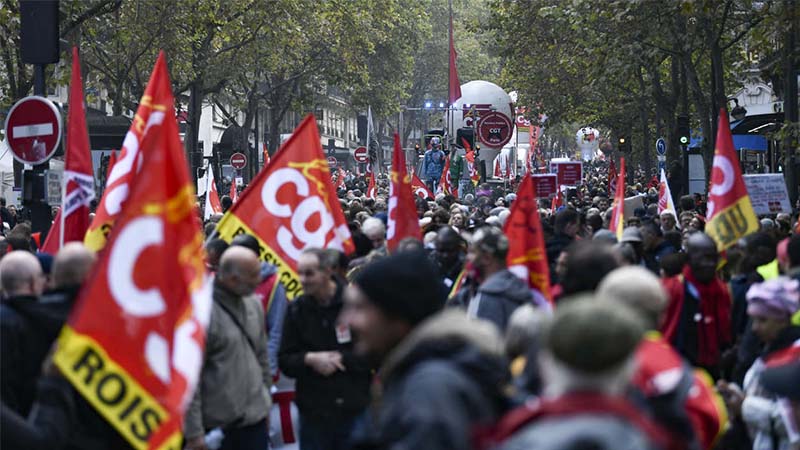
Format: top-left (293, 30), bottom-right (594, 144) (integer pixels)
top-left (716, 277), bottom-right (800, 450)
top-left (661, 233), bottom-right (732, 378)
top-left (340, 249), bottom-right (509, 450)
top-left (278, 248), bottom-right (371, 450)
top-left (599, 266), bottom-right (727, 450)
top-left (421, 138), bottom-right (445, 193)
top-left (619, 226), bottom-right (645, 266)
top-left (490, 300), bottom-right (672, 450)
top-left (449, 227), bottom-right (534, 332)
top-left (640, 219), bottom-right (676, 275)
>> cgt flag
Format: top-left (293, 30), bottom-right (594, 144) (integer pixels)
top-left (504, 173), bottom-right (553, 310)
top-left (367, 171), bottom-right (376, 199)
top-left (54, 51), bottom-right (212, 450)
top-left (609, 158), bottom-right (626, 240)
top-left (204, 165), bottom-right (222, 220)
top-left (85, 52), bottom-right (174, 251)
top-left (706, 108), bottom-right (758, 251)
top-left (411, 173), bottom-right (434, 200)
top-left (387, 134), bottom-right (420, 252)
top-left (214, 115), bottom-right (354, 299)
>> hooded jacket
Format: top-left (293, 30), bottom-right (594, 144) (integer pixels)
top-left (355, 310), bottom-right (510, 450)
top-left (453, 269), bottom-right (533, 332)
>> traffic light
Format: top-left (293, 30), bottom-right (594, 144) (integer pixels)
top-left (677, 115), bottom-right (690, 148)
top-left (618, 136), bottom-right (630, 152)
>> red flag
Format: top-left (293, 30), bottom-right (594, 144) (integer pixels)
top-left (262, 142), bottom-right (271, 168)
top-left (40, 208), bottom-right (62, 254)
top-left (54, 51), bottom-right (212, 450)
top-left (608, 160), bottom-right (618, 196)
top-left (229, 178), bottom-right (238, 204)
top-left (461, 137), bottom-right (481, 186)
top-left (214, 115), bottom-right (354, 300)
top-left (609, 158), bottom-right (626, 240)
top-left (504, 174), bottom-right (553, 309)
top-left (437, 156), bottom-right (458, 197)
top-left (204, 166), bottom-right (222, 220)
top-left (411, 173), bottom-right (434, 199)
top-left (448, 15), bottom-right (462, 105)
top-left (367, 171), bottom-right (376, 199)
top-left (706, 108), bottom-right (759, 251)
top-left (336, 167), bottom-right (346, 190)
top-left (387, 134), bottom-right (420, 252)
top-left (51, 47), bottom-right (95, 250)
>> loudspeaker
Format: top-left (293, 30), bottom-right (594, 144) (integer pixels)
top-left (20, 0), bottom-right (60, 64)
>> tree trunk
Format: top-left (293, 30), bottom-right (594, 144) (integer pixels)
top-left (185, 83), bottom-right (203, 183)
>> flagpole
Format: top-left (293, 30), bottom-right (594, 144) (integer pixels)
top-left (448, 0), bottom-right (454, 157)
top-left (59, 172), bottom-right (65, 250)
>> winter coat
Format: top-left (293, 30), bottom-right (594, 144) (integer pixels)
top-left (354, 310), bottom-right (510, 450)
top-left (741, 326), bottom-right (800, 450)
top-left (0, 287), bottom-right (78, 416)
top-left (184, 282), bottom-right (272, 439)
top-left (453, 269), bottom-right (533, 332)
top-left (422, 149), bottom-right (445, 180)
top-left (254, 262), bottom-right (289, 376)
top-left (278, 278), bottom-right (372, 423)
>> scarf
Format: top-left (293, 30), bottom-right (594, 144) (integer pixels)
top-left (660, 266), bottom-right (732, 368)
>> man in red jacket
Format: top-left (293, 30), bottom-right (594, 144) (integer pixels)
top-left (661, 232), bottom-right (732, 378)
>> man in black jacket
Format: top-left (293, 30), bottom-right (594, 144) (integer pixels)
top-left (341, 249), bottom-right (509, 450)
top-left (279, 248), bottom-right (371, 450)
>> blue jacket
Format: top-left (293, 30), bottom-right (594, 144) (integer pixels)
top-left (422, 149), bottom-right (445, 180)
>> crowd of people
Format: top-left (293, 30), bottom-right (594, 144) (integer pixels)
top-left (1, 157), bottom-right (800, 450)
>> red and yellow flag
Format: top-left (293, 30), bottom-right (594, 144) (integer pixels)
top-left (504, 173), bottom-right (553, 310)
top-left (85, 53), bottom-right (173, 251)
top-left (411, 173), bottom-right (433, 200)
top-left (437, 156), bottom-right (458, 197)
top-left (706, 108), bottom-right (759, 251)
top-left (215, 115), bottom-right (354, 299)
top-left (54, 52), bottom-right (212, 450)
top-left (387, 134), bottom-right (420, 252)
top-left (609, 157), bottom-right (626, 240)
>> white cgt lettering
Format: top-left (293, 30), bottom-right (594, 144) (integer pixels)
top-left (108, 217), bottom-right (166, 317)
top-left (263, 168), bottom-right (336, 261)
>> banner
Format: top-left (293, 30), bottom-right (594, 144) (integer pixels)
top-left (85, 53), bottom-right (174, 251)
top-left (531, 174), bottom-right (557, 198)
top-left (505, 174), bottom-right (553, 310)
top-left (550, 161), bottom-right (583, 186)
top-left (54, 52), bottom-right (212, 450)
top-left (386, 134), bottom-right (420, 252)
top-left (706, 108), bottom-right (759, 251)
top-left (743, 174), bottom-right (792, 215)
top-left (411, 173), bottom-right (434, 199)
top-left (609, 157), bottom-right (626, 240)
top-left (215, 115), bottom-right (354, 300)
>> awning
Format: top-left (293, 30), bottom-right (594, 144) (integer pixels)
top-left (733, 134), bottom-right (768, 152)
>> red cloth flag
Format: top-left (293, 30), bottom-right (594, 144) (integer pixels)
top-left (47, 47), bottom-right (95, 252)
top-left (86, 53), bottom-right (173, 251)
top-left (262, 142), bottom-right (271, 168)
top-left (214, 115), bottom-right (354, 300)
top-left (411, 173), bottom-right (434, 199)
top-left (229, 178), bottom-right (238, 204)
top-left (462, 137), bottom-right (481, 186)
top-left (203, 166), bottom-right (222, 220)
top-left (608, 160), bottom-right (618, 196)
top-left (40, 208), bottom-right (62, 254)
top-left (367, 171), bottom-right (376, 199)
top-left (448, 15), bottom-right (462, 105)
top-left (53, 51), bottom-right (212, 450)
top-left (336, 167), bottom-right (346, 190)
top-left (609, 157), bottom-right (626, 240)
top-left (504, 174), bottom-right (553, 310)
top-left (706, 108), bottom-right (759, 251)
top-left (387, 134), bottom-right (421, 252)
top-left (437, 156), bottom-right (457, 197)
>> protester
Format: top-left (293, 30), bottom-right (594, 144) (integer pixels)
top-left (432, 226), bottom-right (467, 288)
top-left (341, 249), bottom-right (509, 450)
top-left (641, 219), bottom-right (677, 274)
top-left (421, 138), bottom-right (445, 193)
top-left (184, 247), bottom-right (271, 450)
top-left (279, 248), bottom-right (371, 450)
top-left (449, 227), bottom-right (534, 332)
top-left (559, 240), bottom-right (619, 299)
top-left (491, 300), bottom-right (671, 450)
top-left (661, 232), bottom-right (732, 378)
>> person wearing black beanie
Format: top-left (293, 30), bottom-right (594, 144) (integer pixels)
top-left (342, 250), bottom-right (510, 450)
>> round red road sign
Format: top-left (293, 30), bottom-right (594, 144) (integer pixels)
top-left (4, 96), bottom-right (63, 165)
top-left (477, 111), bottom-right (513, 148)
top-left (353, 146), bottom-right (368, 163)
top-left (230, 152), bottom-right (247, 169)
top-left (327, 156), bottom-right (338, 167)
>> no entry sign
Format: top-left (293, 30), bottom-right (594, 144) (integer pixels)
top-left (531, 174), bottom-right (558, 198)
top-left (230, 152), bottom-right (247, 169)
top-left (327, 156), bottom-right (338, 167)
top-left (353, 146), bottom-right (368, 163)
top-left (4, 96), bottom-right (62, 165)
top-left (477, 111), bottom-right (513, 148)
